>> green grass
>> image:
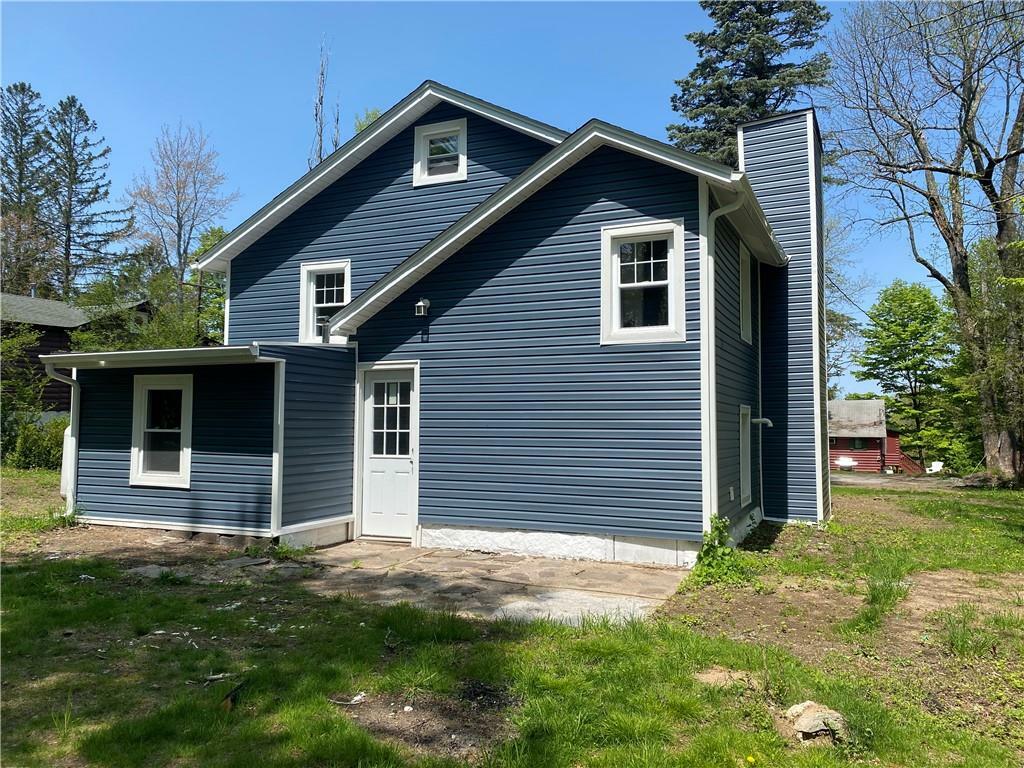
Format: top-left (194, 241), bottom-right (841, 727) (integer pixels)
top-left (1, 467), bottom-right (71, 545)
top-left (3, 478), bottom-right (1024, 766)
top-left (1, 555), bottom-right (1019, 767)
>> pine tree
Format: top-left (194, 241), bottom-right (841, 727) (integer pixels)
top-left (1, 82), bottom-right (48, 213)
top-left (668, 1), bottom-right (831, 167)
top-left (1, 82), bottom-right (56, 296)
top-left (41, 96), bottom-right (133, 297)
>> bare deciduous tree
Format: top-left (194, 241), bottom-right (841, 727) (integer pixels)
top-left (827, 0), bottom-right (1024, 480)
top-left (309, 39), bottom-right (343, 169)
top-left (127, 123), bottom-right (238, 299)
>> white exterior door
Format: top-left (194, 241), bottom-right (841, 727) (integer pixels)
top-left (361, 369), bottom-right (417, 539)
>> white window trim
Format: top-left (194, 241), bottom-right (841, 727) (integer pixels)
top-left (600, 219), bottom-right (686, 345)
top-left (413, 118), bottom-right (467, 187)
top-left (740, 404), bottom-right (752, 507)
top-left (130, 374), bottom-right (193, 489)
top-left (739, 241), bottom-right (752, 344)
top-left (299, 259), bottom-right (351, 343)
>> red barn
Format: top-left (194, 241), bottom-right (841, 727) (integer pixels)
top-left (827, 399), bottom-right (923, 474)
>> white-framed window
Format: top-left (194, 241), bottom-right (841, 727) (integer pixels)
top-left (130, 374), bottom-right (193, 489)
top-left (299, 259), bottom-right (351, 342)
top-left (739, 404), bottom-right (752, 507)
top-left (413, 118), bottom-right (467, 187)
top-left (600, 219), bottom-right (686, 344)
top-left (739, 241), bottom-right (752, 344)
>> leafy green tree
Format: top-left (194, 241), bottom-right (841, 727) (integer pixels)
top-left (668, 0), bottom-right (831, 166)
top-left (1, 82), bottom-right (55, 296)
top-left (854, 280), bottom-right (952, 464)
top-left (354, 107), bottom-right (381, 133)
top-left (0, 324), bottom-right (45, 460)
top-left (42, 96), bottom-right (133, 297)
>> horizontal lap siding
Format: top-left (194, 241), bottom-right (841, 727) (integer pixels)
top-left (260, 345), bottom-right (356, 526)
top-left (744, 114), bottom-right (823, 522)
top-left (75, 365), bottom-right (274, 531)
top-left (715, 218), bottom-right (762, 523)
top-left (359, 147), bottom-right (704, 541)
top-left (229, 104), bottom-right (551, 343)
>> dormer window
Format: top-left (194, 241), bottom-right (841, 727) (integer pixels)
top-left (299, 259), bottom-right (351, 342)
top-left (413, 118), bottom-right (467, 186)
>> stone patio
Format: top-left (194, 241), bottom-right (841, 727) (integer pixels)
top-left (305, 540), bottom-right (687, 624)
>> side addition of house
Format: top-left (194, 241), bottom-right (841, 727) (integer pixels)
top-left (43, 81), bottom-right (830, 566)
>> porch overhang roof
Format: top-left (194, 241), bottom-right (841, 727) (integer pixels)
top-left (39, 344), bottom-right (276, 369)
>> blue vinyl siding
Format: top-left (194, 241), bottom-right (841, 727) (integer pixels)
top-left (358, 146), bottom-right (705, 541)
top-left (75, 364), bottom-right (274, 531)
top-left (229, 104), bottom-right (551, 344)
top-left (259, 345), bottom-right (356, 527)
top-left (714, 217), bottom-right (762, 524)
top-left (742, 112), bottom-right (825, 522)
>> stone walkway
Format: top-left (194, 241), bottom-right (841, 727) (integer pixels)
top-left (306, 540), bottom-right (687, 624)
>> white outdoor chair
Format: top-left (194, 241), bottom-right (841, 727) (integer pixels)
top-left (925, 461), bottom-right (944, 474)
top-left (835, 456), bottom-right (857, 470)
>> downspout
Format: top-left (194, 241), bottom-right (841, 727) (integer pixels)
top-left (703, 189), bottom-right (746, 524)
top-left (44, 363), bottom-right (79, 516)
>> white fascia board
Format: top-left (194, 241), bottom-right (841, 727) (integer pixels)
top-left (39, 345), bottom-right (265, 369)
top-left (195, 82), bottom-right (568, 273)
top-left (330, 121), bottom-right (776, 334)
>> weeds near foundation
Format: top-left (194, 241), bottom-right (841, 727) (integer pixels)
top-left (689, 515), bottom-right (757, 587)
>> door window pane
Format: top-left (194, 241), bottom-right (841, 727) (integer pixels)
top-left (371, 378), bottom-right (412, 457)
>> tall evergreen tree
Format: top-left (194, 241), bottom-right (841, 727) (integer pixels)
top-left (1, 82), bottom-right (55, 296)
top-left (1, 82), bottom-right (48, 213)
top-left (41, 96), bottom-right (133, 297)
top-left (668, 1), bottom-right (831, 167)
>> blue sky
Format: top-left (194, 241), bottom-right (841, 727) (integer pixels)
top-left (3, 1), bottom-right (930, 392)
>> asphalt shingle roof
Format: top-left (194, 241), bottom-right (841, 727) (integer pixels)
top-left (1, 293), bottom-right (92, 328)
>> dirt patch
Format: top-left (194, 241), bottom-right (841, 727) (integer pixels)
top-left (333, 682), bottom-right (516, 762)
top-left (694, 665), bottom-right (759, 689)
top-left (665, 576), bottom-right (863, 665)
top-left (892, 570), bottom-right (1021, 637)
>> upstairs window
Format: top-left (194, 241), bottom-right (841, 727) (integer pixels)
top-left (739, 241), bottom-right (752, 344)
top-left (600, 220), bottom-right (685, 344)
top-left (413, 118), bottom-right (467, 186)
top-left (299, 259), bottom-right (351, 342)
top-left (130, 374), bottom-right (193, 489)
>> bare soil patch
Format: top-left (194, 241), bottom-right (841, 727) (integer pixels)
top-left (333, 682), bottom-right (516, 762)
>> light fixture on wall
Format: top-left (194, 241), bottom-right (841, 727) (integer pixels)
top-left (415, 298), bottom-right (431, 317)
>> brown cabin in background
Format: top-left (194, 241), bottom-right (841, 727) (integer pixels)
top-left (827, 399), bottom-right (924, 475)
top-left (1, 292), bottom-right (147, 412)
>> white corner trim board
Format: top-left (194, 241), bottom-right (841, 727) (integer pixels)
top-left (419, 524), bottom-right (701, 568)
top-left (807, 110), bottom-right (829, 522)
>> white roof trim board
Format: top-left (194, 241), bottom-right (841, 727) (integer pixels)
top-left (329, 120), bottom-right (787, 335)
top-left (196, 81), bottom-right (568, 273)
top-left (40, 344), bottom-right (274, 369)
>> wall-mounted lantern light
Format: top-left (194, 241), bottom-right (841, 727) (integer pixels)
top-left (415, 298), bottom-right (431, 317)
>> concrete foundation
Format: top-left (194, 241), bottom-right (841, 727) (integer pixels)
top-left (419, 524), bottom-right (700, 567)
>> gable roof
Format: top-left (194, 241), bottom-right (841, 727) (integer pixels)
top-left (328, 119), bottom-right (787, 335)
top-left (827, 399), bottom-right (888, 438)
top-left (196, 81), bottom-right (569, 273)
top-left (2, 293), bottom-right (91, 328)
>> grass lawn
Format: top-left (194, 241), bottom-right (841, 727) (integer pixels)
top-left (2, 471), bottom-right (1023, 767)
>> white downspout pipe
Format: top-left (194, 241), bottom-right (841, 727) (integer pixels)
top-left (703, 190), bottom-right (746, 523)
top-left (44, 363), bottom-right (80, 515)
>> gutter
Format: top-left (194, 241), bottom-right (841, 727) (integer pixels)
top-left (44, 363), bottom-right (80, 515)
top-left (703, 190), bottom-right (747, 523)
